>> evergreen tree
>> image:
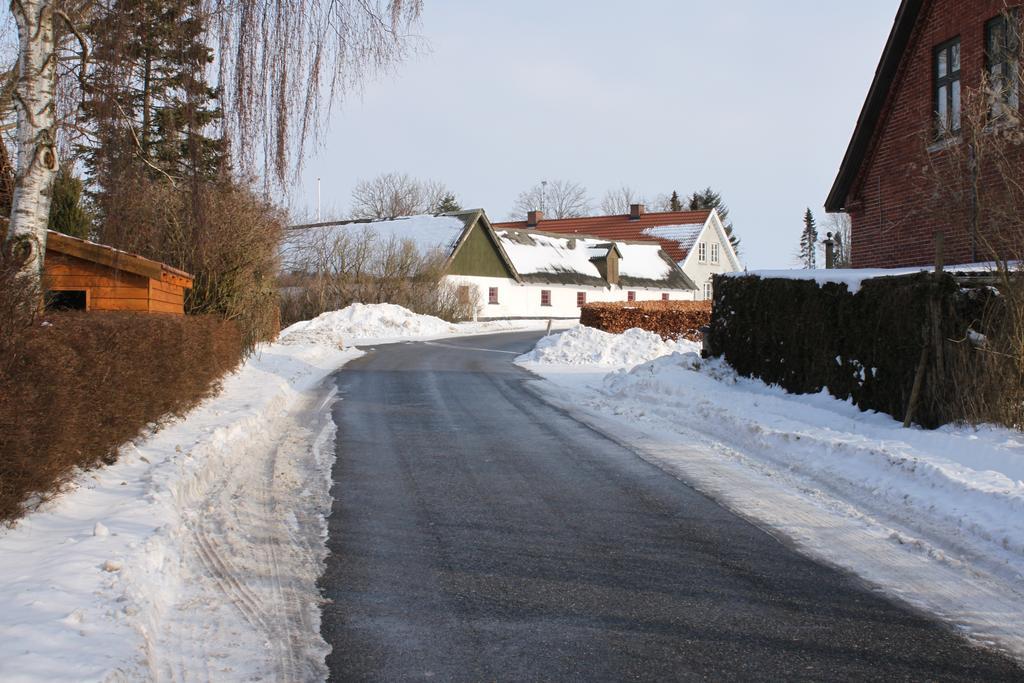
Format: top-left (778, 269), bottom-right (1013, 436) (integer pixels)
top-left (669, 190), bottom-right (682, 212)
top-left (432, 192), bottom-right (462, 213)
top-left (81, 0), bottom-right (226, 194)
top-left (800, 208), bottom-right (818, 269)
top-left (48, 166), bottom-right (93, 239)
top-left (688, 186), bottom-right (740, 254)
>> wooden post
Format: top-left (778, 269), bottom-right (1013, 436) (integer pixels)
top-left (545, 319), bottom-right (553, 336)
top-left (823, 233), bottom-right (835, 269)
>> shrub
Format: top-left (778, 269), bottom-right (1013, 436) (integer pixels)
top-left (706, 272), bottom-right (995, 429)
top-left (0, 308), bottom-right (242, 524)
top-left (97, 174), bottom-right (283, 351)
top-left (580, 300), bottom-right (711, 341)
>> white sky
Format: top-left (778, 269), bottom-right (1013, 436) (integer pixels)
top-left (291, 1), bottom-right (899, 269)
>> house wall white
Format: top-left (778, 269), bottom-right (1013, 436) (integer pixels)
top-left (679, 212), bottom-right (743, 301)
top-left (446, 274), bottom-right (695, 320)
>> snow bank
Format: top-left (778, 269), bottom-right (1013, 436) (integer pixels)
top-left (520, 340), bottom-right (1024, 658)
top-left (516, 325), bottom-right (699, 367)
top-left (280, 302), bottom-right (458, 345)
top-left (0, 340), bottom-right (361, 681)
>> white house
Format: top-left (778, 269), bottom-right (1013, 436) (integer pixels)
top-left (287, 209), bottom-right (698, 320)
top-left (493, 204), bottom-right (743, 301)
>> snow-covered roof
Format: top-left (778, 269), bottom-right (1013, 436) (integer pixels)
top-left (640, 223), bottom-right (706, 259)
top-left (496, 230), bottom-right (607, 286)
top-left (286, 214), bottom-right (469, 259)
top-left (494, 229), bottom-right (695, 290)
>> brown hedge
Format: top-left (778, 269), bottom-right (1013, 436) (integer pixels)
top-left (580, 300), bottom-right (712, 341)
top-left (0, 310), bottom-right (243, 524)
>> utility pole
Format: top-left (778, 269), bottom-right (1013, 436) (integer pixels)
top-left (317, 177), bottom-right (322, 222)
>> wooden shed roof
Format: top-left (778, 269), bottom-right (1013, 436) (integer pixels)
top-left (46, 231), bottom-right (194, 287)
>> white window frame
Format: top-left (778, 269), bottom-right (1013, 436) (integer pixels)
top-left (488, 287), bottom-right (499, 305)
top-left (698, 242), bottom-right (707, 263)
top-left (703, 282), bottom-right (713, 300)
top-left (710, 242), bottom-right (720, 264)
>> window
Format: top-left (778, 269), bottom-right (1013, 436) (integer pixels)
top-left (710, 243), bottom-right (720, 264)
top-left (46, 290), bottom-right (86, 311)
top-left (661, 293), bottom-right (670, 301)
top-left (540, 289), bottom-right (551, 307)
top-left (934, 38), bottom-right (962, 134)
top-left (627, 291), bottom-right (636, 302)
top-left (697, 242), bottom-right (707, 262)
top-left (576, 291), bottom-right (587, 308)
top-left (987, 13), bottom-right (1020, 120)
top-left (703, 282), bottom-right (713, 301)
top-left (488, 287), bottom-right (499, 305)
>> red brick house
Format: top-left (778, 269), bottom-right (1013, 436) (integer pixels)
top-left (825, 0), bottom-right (1023, 268)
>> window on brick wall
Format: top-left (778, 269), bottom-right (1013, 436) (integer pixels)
top-left (488, 287), bottom-right (499, 305)
top-left (710, 242), bottom-right (720, 264)
top-left (577, 291), bottom-right (586, 307)
top-left (627, 291), bottom-right (636, 302)
top-left (934, 37), bottom-right (962, 135)
top-left (540, 289), bottom-right (551, 306)
top-left (987, 13), bottom-right (1021, 121)
top-left (697, 242), bottom-right (707, 262)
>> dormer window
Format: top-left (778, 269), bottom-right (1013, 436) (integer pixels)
top-left (697, 242), bottom-right (707, 262)
top-left (987, 13), bottom-right (1021, 120)
top-left (934, 38), bottom-right (961, 135)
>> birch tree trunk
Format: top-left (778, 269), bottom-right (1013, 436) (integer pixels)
top-left (4, 0), bottom-right (59, 282)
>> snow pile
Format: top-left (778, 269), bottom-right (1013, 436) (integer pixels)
top-left (0, 341), bottom-right (362, 681)
top-left (520, 342), bottom-right (1024, 657)
top-left (280, 302), bottom-right (458, 345)
top-left (517, 325), bottom-right (698, 367)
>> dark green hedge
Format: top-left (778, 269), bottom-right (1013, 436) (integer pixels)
top-left (706, 272), bottom-right (991, 428)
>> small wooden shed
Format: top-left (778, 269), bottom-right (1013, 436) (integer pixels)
top-left (44, 231), bottom-right (193, 314)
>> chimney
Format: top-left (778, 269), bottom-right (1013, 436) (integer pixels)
top-left (629, 203), bottom-right (645, 220)
top-left (527, 210), bottom-right (544, 227)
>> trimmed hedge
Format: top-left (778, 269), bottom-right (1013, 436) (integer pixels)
top-left (580, 300), bottom-right (712, 341)
top-left (0, 311), bottom-right (243, 523)
top-left (706, 272), bottom-right (993, 428)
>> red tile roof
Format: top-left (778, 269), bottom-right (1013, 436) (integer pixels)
top-left (492, 210), bottom-right (712, 263)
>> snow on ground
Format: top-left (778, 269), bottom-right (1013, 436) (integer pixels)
top-left (0, 303), bottom-right (567, 682)
top-left (0, 340), bottom-right (360, 682)
top-left (518, 327), bottom-right (1024, 662)
top-left (280, 301), bottom-right (574, 346)
top-left (518, 324), bottom-right (698, 367)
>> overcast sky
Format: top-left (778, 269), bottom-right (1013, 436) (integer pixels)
top-left (291, 1), bottom-right (899, 269)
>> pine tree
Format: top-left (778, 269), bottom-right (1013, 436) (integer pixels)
top-left (432, 192), bottom-right (462, 213)
top-left (688, 187), bottom-right (740, 255)
top-left (800, 208), bottom-right (818, 269)
top-left (48, 166), bottom-right (93, 239)
top-left (81, 0), bottom-right (226, 193)
top-left (669, 190), bottom-right (682, 212)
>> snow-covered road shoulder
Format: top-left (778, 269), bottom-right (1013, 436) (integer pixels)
top-left (517, 326), bottom-right (1024, 662)
top-left (0, 339), bottom-right (361, 681)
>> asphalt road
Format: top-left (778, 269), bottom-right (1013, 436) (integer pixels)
top-left (320, 331), bottom-right (1022, 681)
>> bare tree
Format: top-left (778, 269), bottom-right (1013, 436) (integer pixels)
top-left (599, 184), bottom-right (646, 215)
top-left (823, 212), bottom-right (852, 268)
top-left (511, 179), bottom-right (590, 220)
top-left (4, 0), bottom-right (423, 285)
top-left (349, 172), bottom-right (453, 218)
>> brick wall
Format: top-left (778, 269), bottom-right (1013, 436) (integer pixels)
top-left (847, 0), bottom-right (1022, 268)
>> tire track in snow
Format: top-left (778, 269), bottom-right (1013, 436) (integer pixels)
top-left (153, 386), bottom-right (337, 682)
